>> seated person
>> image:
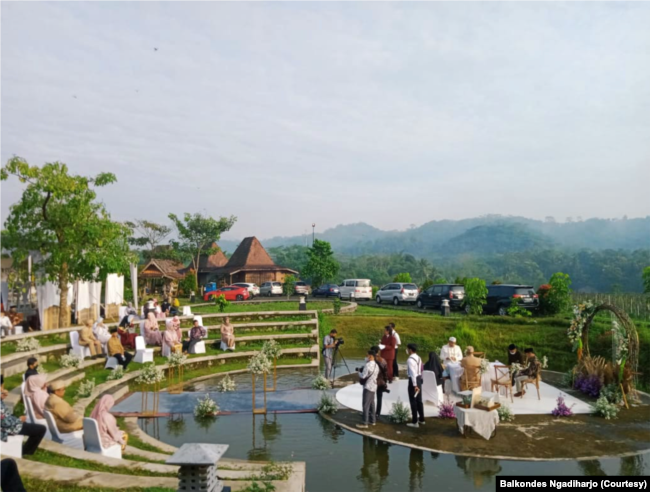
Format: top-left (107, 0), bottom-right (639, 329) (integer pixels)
top-left (161, 298), bottom-right (171, 315)
top-left (1, 311), bottom-right (13, 337)
top-left (220, 317), bottom-right (235, 351)
top-left (143, 312), bottom-right (163, 346)
top-left (440, 336), bottom-right (463, 364)
top-left (93, 318), bottom-right (112, 346)
top-left (7, 306), bottom-right (28, 333)
top-left (90, 395), bottom-right (128, 451)
top-left (24, 357), bottom-right (40, 381)
top-left (162, 316), bottom-right (183, 354)
top-left (423, 351), bottom-right (444, 384)
top-left (108, 327), bottom-right (133, 369)
top-left (125, 302), bottom-right (137, 316)
top-left (460, 346), bottom-right (482, 390)
top-left (45, 381), bottom-right (83, 432)
top-left (1, 375), bottom-right (47, 455)
top-left (143, 298), bottom-right (155, 317)
top-left (514, 348), bottom-right (540, 397)
top-left (183, 318), bottom-right (207, 353)
top-left (79, 320), bottom-right (104, 358)
top-left (24, 374), bottom-right (49, 420)
top-left (117, 316), bottom-right (138, 350)
top-left (507, 344), bottom-right (525, 365)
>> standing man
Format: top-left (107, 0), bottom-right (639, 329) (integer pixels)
top-left (356, 350), bottom-right (378, 429)
top-left (389, 322), bottom-right (401, 379)
top-left (323, 329), bottom-right (337, 380)
top-left (406, 344), bottom-right (425, 428)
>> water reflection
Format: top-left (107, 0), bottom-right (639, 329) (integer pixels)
top-left (619, 455), bottom-right (646, 476)
top-left (455, 456), bottom-right (502, 488)
top-left (577, 460), bottom-right (606, 476)
top-left (166, 413), bottom-right (186, 438)
top-left (317, 415), bottom-right (345, 443)
top-left (358, 437), bottom-right (390, 492)
top-left (408, 449), bottom-right (425, 492)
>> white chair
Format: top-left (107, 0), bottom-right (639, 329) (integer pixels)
top-left (118, 306), bottom-right (128, 321)
top-left (182, 306), bottom-right (192, 316)
top-left (139, 320), bottom-right (146, 337)
top-left (82, 418), bottom-right (122, 459)
top-left (24, 395), bottom-right (52, 440)
top-left (69, 331), bottom-right (91, 360)
top-left (1, 435), bottom-right (23, 458)
top-left (134, 336), bottom-right (154, 364)
top-left (422, 370), bottom-right (444, 407)
top-left (13, 325), bottom-right (24, 335)
top-left (161, 343), bottom-right (172, 358)
top-left (105, 357), bottom-right (119, 370)
top-left (44, 410), bottom-right (84, 449)
top-left (220, 341), bottom-right (235, 351)
top-left (192, 315), bottom-right (203, 326)
top-left (189, 340), bottom-right (206, 354)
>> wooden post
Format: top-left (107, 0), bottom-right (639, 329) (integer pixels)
top-left (620, 383), bottom-right (629, 410)
top-left (252, 372), bottom-right (267, 415)
top-left (266, 358), bottom-right (277, 392)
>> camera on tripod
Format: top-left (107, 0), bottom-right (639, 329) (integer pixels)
top-left (334, 337), bottom-right (344, 347)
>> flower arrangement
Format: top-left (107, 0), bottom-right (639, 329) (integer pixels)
top-left (247, 352), bottom-right (272, 375)
top-left (497, 404), bottom-right (514, 422)
top-left (312, 375), bottom-right (332, 390)
top-left (194, 394), bottom-right (220, 418)
top-left (600, 384), bottom-right (622, 405)
top-left (438, 400), bottom-right (456, 419)
top-left (478, 358), bottom-right (490, 375)
top-left (106, 366), bottom-right (125, 381)
top-left (540, 355), bottom-right (549, 369)
top-left (168, 352), bottom-right (188, 368)
top-left (611, 318), bottom-right (629, 382)
top-left (16, 337), bottom-right (40, 352)
top-left (509, 362), bottom-right (523, 375)
top-left (316, 393), bottom-right (338, 414)
top-left (567, 301), bottom-right (595, 355)
top-left (551, 394), bottom-right (574, 417)
top-left (135, 363), bottom-right (166, 385)
top-left (594, 395), bottom-right (619, 420)
top-left (389, 399), bottom-right (411, 424)
top-left (217, 374), bottom-right (237, 392)
top-left (574, 374), bottom-right (602, 398)
top-left (60, 353), bottom-right (83, 369)
top-left (261, 340), bottom-right (283, 360)
top-left (76, 378), bottom-right (95, 398)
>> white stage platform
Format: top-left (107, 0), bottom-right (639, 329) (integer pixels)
top-left (335, 379), bottom-right (593, 417)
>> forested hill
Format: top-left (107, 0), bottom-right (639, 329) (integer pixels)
top-left (220, 216), bottom-right (650, 256)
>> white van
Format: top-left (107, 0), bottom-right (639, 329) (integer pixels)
top-left (339, 279), bottom-right (372, 301)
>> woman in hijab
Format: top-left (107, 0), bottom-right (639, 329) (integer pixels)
top-left (93, 318), bottom-right (111, 346)
top-left (143, 312), bottom-right (163, 346)
top-left (89, 395), bottom-right (128, 451)
top-left (380, 326), bottom-right (397, 381)
top-left (24, 374), bottom-right (49, 420)
top-left (162, 316), bottom-right (183, 354)
top-left (220, 316), bottom-right (235, 351)
top-left (118, 315), bottom-right (138, 350)
top-left (423, 351), bottom-right (444, 385)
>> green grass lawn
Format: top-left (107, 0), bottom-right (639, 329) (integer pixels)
top-left (3, 361), bottom-right (60, 391)
top-left (192, 300), bottom-right (334, 314)
top-left (22, 477), bottom-right (174, 492)
top-left (1, 334), bottom-right (68, 356)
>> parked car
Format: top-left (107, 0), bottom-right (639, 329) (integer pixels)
top-left (232, 282), bottom-right (260, 298)
top-left (339, 279), bottom-right (372, 301)
top-left (416, 284), bottom-right (466, 311)
top-left (376, 283), bottom-right (419, 305)
top-left (485, 284), bottom-right (539, 315)
top-left (260, 281), bottom-right (283, 297)
top-left (294, 281), bottom-right (311, 296)
top-left (311, 284), bottom-right (341, 298)
top-left (203, 285), bottom-right (250, 302)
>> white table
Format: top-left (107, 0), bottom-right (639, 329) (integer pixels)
top-left (453, 405), bottom-right (499, 440)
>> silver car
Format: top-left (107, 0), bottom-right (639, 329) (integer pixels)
top-left (376, 282), bottom-right (420, 305)
top-left (260, 281), bottom-right (283, 297)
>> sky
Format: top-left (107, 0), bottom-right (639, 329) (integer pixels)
top-left (2, 1), bottom-right (649, 241)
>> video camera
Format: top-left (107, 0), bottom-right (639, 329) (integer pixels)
top-left (334, 337), bottom-right (344, 347)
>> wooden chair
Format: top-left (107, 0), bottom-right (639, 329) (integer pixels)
top-left (461, 366), bottom-right (481, 391)
top-left (522, 362), bottom-right (542, 400)
top-left (491, 364), bottom-right (513, 403)
top-left (474, 352), bottom-right (486, 359)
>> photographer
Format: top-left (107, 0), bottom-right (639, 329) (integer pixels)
top-left (406, 344), bottom-right (425, 428)
top-left (370, 346), bottom-right (389, 417)
top-left (356, 350), bottom-right (378, 429)
top-left (322, 329), bottom-right (338, 380)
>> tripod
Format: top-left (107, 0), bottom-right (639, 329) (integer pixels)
top-left (330, 343), bottom-right (351, 382)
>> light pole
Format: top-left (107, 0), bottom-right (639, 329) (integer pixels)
top-left (312, 223), bottom-right (315, 245)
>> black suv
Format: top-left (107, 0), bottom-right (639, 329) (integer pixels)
top-left (485, 285), bottom-right (539, 315)
top-left (416, 284), bottom-right (466, 311)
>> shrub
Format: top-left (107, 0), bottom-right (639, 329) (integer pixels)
top-left (282, 274), bottom-right (297, 299)
top-left (561, 370), bottom-right (574, 388)
top-left (594, 395), bottom-right (620, 420)
top-left (16, 337), bottom-right (40, 352)
top-left (393, 273), bottom-right (412, 283)
top-left (371, 286), bottom-right (379, 298)
top-left (507, 296), bottom-right (532, 317)
top-left (462, 278), bottom-right (488, 315)
top-left (217, 374), bottom-right (236, 392)
top-left (178, 272), bottom-right (197, 297)
top-left (316, 392), bottom-right (338, 414)
top-left (60, 353), bottom-right (83, 369)
top-left (214, 294), bottom-right (230, 312)
top-left (106, 366), bottom-right (125, 381)
top-left (332, 297), bottom-right (341, 315)
top-left (311, 375), bottom-right (331, 390)
top-left (543, 272), bottom-right (572, 315)
top-left (389, 399), bottom-right (411, 424)
top-left (551, 394), bottom-right (574, 417)
top-left (76, 379), bottom-right (95, 398)
top-left (601, 384), bottom-right (622, 405)
top-left (194, 394), bottom-right (220, 418)
top-left (420, 279), bottom-right (434, 292)
top-left (438, 400), bottom-right (456, 419)
top-left (497, 404), bottom-right (515, 422)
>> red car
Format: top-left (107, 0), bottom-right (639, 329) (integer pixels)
top-left (203, 285), bottom-right (250, 302)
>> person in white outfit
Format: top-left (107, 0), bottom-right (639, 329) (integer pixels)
top-left (93, 318), bottom-right (112, 345)
top-left (440, 336), bottom-right (463, 363)
top-left (356, 351), bottom-right (379, 429)
top-left (406, 344), bottom-right (424, 428)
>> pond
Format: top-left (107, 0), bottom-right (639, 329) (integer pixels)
top-left (140, 350), bottom-right (648, 492)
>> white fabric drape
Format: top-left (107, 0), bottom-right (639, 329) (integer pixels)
top-left (76, 280), bottom-right (102, 320)
top-left (130, 263), bottom-right (139, 310)
top-left (36, 282), bottom-right (73, 326)
top-left (105, 274), bottom-right (124, 305)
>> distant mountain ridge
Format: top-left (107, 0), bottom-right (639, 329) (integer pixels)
top-left (218, 215), bottom-right (650, 257)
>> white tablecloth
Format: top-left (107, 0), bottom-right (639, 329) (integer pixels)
top-left (447, 360), bottom-right (504, 394)
top-left (454, 405), bottom-right (499, 440)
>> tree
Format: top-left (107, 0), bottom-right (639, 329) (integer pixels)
top-left (1, 158), bottom-right (134, 327)
top-left (126, 219), bottom-right (171, 258)
top-left (545, 272), bottom-right (572, 315)
top-left (462, 278), bottom-right (488, 315)
top-left (302, 240), bottom-right (339, 288)
top-left (168, 212), bottom-right (236, 290)
top-left (643, 267), bottom-right (650, 294)
top-left (282, 274), bottom-right (297, 299)
top-left (393, 272), bottom-right (412, 283)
